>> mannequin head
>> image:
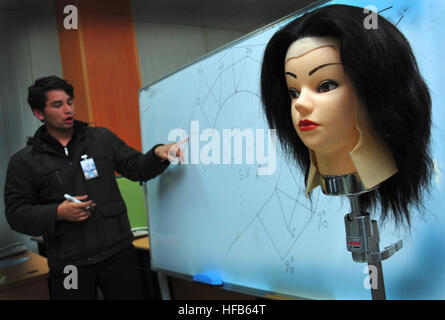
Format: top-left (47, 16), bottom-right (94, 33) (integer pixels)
top-left (260, 5), bottom-right (433, 226)
top-left (285, 37), bottom-right (361, 176)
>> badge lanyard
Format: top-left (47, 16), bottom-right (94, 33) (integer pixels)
top-left (80, 155), bottom-right (99, 180)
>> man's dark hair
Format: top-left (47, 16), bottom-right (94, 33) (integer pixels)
top-left (27, 76), bottom-right (74, 112)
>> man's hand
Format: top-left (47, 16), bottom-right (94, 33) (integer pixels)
top-left (154, 137), bottom-right (189, 164)
top-left (57, 195), bottom-right (96, 222)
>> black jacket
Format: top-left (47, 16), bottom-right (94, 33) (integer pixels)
top-left (4, 121), bottom-right (169, 268)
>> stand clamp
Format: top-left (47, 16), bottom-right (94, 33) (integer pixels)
top-left (344, 212), bottom-right (403, 263)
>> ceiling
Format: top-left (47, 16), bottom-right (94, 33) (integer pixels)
top-left (0, 0), bottom-right (321, 32)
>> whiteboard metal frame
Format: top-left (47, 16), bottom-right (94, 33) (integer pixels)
top-left (139, 0), bottom-right (332, 300)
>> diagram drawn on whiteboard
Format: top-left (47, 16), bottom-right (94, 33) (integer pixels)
top-left (177, 42), bottom-right (328, 262)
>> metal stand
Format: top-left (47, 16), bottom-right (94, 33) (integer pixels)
top-left (321, 173), bottom-right (403, 300)
top-left (157, 272), bottom-right (172, 300)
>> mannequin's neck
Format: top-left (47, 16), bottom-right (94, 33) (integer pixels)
top-left (314, 150), bottom-right (357, 176)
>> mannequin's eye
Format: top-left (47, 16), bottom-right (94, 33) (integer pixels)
top-left (289, 88), bottom-right (300, 99)
top-left (318, 81), bottom-right (338, 93)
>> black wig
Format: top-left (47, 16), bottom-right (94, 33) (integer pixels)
top-left (260, 4), bottom-right (433, 227)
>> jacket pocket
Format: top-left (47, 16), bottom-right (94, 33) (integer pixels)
top-left (36, 167), bottom-right (63, 200)
top-left (99, 200), bottom-right (127, 217)
top-left (38, 167), bottom-right (62, 185)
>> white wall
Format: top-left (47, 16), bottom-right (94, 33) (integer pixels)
top-left (134, 21), bottom-right (245, 87)
top-left (0, 9), bottom-right (63, 253)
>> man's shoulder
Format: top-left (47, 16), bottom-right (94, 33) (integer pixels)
top-left (85, 125), bottom-right (113, 135)
top-left (75, 121), bottom-right (111, 136)
top-left (84, 126), bottom-right (120, 143)
top-left (10, 144), bottom-right (33, 159)
top-left (7, 145), bottom-right (34, 170)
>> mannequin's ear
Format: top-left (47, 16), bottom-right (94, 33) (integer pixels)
top-left (32, 108), bottom-right (45, 121)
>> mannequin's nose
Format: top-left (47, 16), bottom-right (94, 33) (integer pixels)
top-left (293, 89), bottom-right (313, 116)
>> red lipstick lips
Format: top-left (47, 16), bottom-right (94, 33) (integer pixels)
top-left (298, 119), bottom-right (319, 131)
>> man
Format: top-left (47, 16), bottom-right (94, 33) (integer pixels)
top-left (3, 76), bottom-right (184, 299)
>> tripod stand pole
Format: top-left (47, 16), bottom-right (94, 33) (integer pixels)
top-left (321, 173), bottom-right (402, 300)
top-left (348, 196), bottom-right (386, 300)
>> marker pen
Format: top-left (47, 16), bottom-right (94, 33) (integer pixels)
top-left (64, 193), bottom-right (91, 210)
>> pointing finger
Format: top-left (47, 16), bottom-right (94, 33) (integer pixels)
top-left (176, 136), bottom-right (189, 147)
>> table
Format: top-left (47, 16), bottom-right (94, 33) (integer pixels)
top-left (0, 250), bottom-right (49, 300)
top-left (132, 236), bottom-right (149, 251)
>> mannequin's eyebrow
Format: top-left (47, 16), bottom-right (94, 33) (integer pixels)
top-left (285, 72), bottom-right (297, 78)
top-left (309, 63), bottom-right (341, 76)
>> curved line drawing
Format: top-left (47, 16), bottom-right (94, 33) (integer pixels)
top-left (186, 44), bottom-right (327, 261)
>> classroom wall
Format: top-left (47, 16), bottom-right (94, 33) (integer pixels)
top-left (134, 21), bottom-right (244, 87)
top-left (0, 9), bottom-right (63, 253)
top-left (55, 0), bottom-right (145, 151)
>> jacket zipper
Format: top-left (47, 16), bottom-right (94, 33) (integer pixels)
top-left (34, 144), bottom-right (69, 161)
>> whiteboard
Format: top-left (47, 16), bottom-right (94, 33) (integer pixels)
top-left (139, 0), bottom-right (445, 299)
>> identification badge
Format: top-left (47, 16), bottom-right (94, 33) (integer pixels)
top-left (80, 155), bottom-right (99, 180)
